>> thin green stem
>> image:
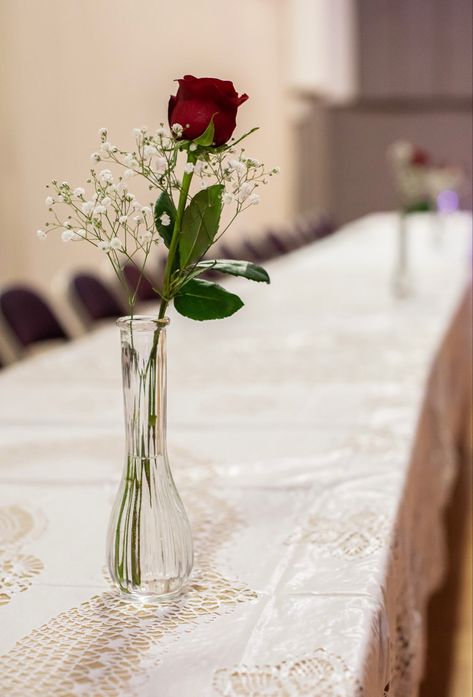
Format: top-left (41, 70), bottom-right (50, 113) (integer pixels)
top-left (158, 157), bottom-right (195, 319)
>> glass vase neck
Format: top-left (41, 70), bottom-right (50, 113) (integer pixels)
top-left (118, 315), bottom-right (170, 461)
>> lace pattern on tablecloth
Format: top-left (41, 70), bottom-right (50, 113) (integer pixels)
top-left (0, 505), bottom-right (45, 605)
top-left (0, 490), bottom-right (256, 696)
top-left (213, 648), bottom-right (364, 697)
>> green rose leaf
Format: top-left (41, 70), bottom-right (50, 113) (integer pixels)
top-left (174, 278), bottom-right (244, 321)
top-left (179, 184), bottom-right (224, 268)
top-left (154, 192), bottom-right (176, 248)
top-left (192, 116), bottom-right (216, 147)
top-left (404, 200), bottom-right (434, 214)
top-left (194, 259), bottom-right (270, 283)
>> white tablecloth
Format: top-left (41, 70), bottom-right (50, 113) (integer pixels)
top-left (0, 212), bottom-right (471, 697)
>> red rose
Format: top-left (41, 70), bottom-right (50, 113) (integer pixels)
top-left (168, 75), bottom-right (248, 146)
top-left (410, 147), bottom-right (430, 166)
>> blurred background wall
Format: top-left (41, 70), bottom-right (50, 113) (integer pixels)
top-left (0, 0), bottom-right (294, 290)
top-left (0, 0), bottom-right (471, 291)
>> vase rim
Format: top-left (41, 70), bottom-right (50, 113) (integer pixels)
top-left (116, 315), bottom-right (170, 331)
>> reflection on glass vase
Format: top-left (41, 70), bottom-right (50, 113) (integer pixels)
top-left (392, 212), bottom-right (414, 298)
top-left (107, 316), bottom-right (193, 602)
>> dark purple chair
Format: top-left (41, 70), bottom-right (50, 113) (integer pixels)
top-left (156, 256), bottom-right (167, 283)
top-left (122, 264), bottom-right (158, 302)
top-left (70, 273), bottom-right (126, 324)
top-left (0, 285), bottom-right (68, 349)
top-left (307, 216), bottom-right (336, 241)
top-left (242, 239), bottom-right (266, 262)
top-left (266, 232), bottom-right (290, 256)
top-left (217, 243), bottom-right (237, 260)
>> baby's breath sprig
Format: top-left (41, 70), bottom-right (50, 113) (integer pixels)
top-left (38, 119), bottom-right (279, 320)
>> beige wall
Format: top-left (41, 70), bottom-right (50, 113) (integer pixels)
top-left (0, 0), bottom-right (294, 292)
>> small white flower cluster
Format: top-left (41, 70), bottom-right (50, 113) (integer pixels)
top-left (39, 171), bottom-right (158, 263)
top-left (194, 148), bottom-right (279, 213)
top-left (91, 125), bottom-right (179, 191)
top-left (427, 166), bottom-right (464, 199)
top-left (387, 140), bottom-right (465, 207)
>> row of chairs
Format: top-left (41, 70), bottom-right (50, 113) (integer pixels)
top-left (0, 213), bottom-right (335, 363)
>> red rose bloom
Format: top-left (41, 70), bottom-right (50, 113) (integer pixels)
top-left (168, 75), bottom-right (248, 146)
top-left (410, 147), bottom-right (430, 166)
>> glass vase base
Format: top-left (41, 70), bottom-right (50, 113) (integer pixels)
top-left (119, 586), bottom-right (185, 605)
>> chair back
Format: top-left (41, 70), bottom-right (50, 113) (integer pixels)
top-left (70, 273), bottom-right (126, 324)
top-left (0, 285), bottom-right (68, 348)
top-left (122, 264), bottom-right (157, 302)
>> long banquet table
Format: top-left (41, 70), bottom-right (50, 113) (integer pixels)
top-left (0, 212), bottom-right (471, 696)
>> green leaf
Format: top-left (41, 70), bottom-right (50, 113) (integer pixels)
top-left (192, 116), bottom-right (216, 147)
top-left (154, 192), bottom-right (176, 248)
top-left (174, 278), bottom-right (244, 321)
top-left (404, 200), bottom-right (434, 214)
top-left (179, 184), bottom-right (223, 268)
top-left (193, 259), bottom-right (270, 283)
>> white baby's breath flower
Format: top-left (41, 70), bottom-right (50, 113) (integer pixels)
top-left (387, 140), bottom-right (413, 165)
top-left (184, 162), bottom-right (195, 174)
top-left (81, 201), bottom-right (94, 215)
top-left (36, 229), bottom-right (47, 239)
top-left (155, 157), bottom-right (167, 175)
top-left (123, 154), bottom-right (138, 168)
top-left (90, 152), bottom-right (101, 162)
top-left (98, 240), bottom-right (111, 252)
top-left (189, 143), bottom-right (197, 152)
top-left (110, 237), bottom-right (122, 250)
top-left (229, 159), bottom-right (246, 175)
top-left (171, 123), bottom-right (183, 137)
top-left (141, 206), bottom-right (152, 215)
top-left (156, 127), bottom-right (167, 137)
top-left (63, 220), bottom-right (72, 229)
top-left (237, 182), bottom-right (253, 202)
top-left (132, 127), bottom-right (142, 138)
top-left (140, 230), bottom-right (153, 241)
top-left (123, 169), bottom-right (136, 179)
top-left (100, 141), bottom-right (112, 153)
top-left (98, 127), bottom-right (108, 138)
top-left (248, 193), bottom-right (260, 206)
top-left (61, 230), bottom-right (74, 242)
top-left (45, 196), bottom-right (54, 206)
top-left (101, 196), bottom-right (111, 206)
top-left (119, 215), bottom-right (128, 224)
top-left (125, 193), bottom-right (135, 202)
top-left (131, 200), bottom-right (142, 210)
top-left (57, 195), bottom-right (64, 203)
top-left (98, 169), bottom-right (113, 183)
top-left (73, 187), bottom-right (85, 197)
top-left (133, 214), bottom-right (143, 223)
top-left (94, 205), bottom-right (107, 214)
top-left (194, 160), bottom-right (204, 175)
top-left (143, 144), bottom-right (157, 158)
top-left (222, 193), bottom-right (233, 205)
top-left (159, 212), bottom-right (171, 226)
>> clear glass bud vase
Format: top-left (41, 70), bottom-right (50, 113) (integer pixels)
top-left (107, 316), bottom-right (193, 602)
top-left (392, 212), bottom-right (413, 298)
